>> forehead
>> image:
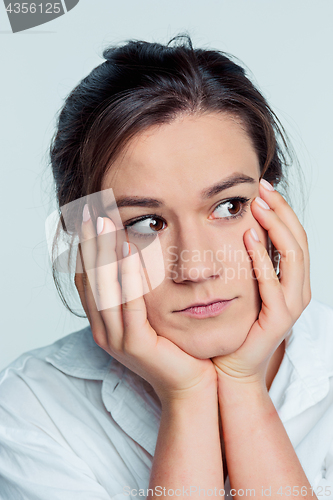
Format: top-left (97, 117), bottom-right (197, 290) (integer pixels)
top-left (102, 112), bottom-right (260, 194)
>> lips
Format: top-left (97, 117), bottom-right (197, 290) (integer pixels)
top-left (175, 299), bottom-right (235, 319)
top-left (177, 299), bottom-right (232, 312)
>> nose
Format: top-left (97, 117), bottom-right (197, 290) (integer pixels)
top-left (168, 224), bottom-right (223, 284)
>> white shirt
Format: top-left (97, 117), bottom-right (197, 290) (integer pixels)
top-left (0, 298), bottom-right (333, 499)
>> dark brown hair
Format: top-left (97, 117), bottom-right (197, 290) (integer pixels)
top-left (49, 33), bottom-right (296, 317)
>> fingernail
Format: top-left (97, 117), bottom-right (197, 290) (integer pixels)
top-left (260, 178), bottom-right (275, 191)
top-left (255, 196), bottom-right (270, 210)
top-left (82, 204), bottom-right (91, 222)
top-left (122, 241), bottom-right (130, 257)
top-left (250, 228), bottom-right (260, 242)
top-left (97, 217), bottom-right (104, 235)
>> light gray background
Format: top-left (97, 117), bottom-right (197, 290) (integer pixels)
top-left (1, 0), bottom-right (332, 371)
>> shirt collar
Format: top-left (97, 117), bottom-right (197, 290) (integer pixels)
top-left (102, 359), bottom-right (161, 456)
top-left (45, 325), bottom-right (113, 380)
top-left (269, 298), bottom-right (330, 422)
top-left (45, 325), bottom-right (161, 456)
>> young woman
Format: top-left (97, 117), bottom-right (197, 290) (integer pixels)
top-left (1, 34), bottom-right (333, 500)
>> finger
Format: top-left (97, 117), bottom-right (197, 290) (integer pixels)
top-left (244, 228), bottom-right (292, 333)
top-left (259, 179), bottom-right (311, 306)
top-left (74, 245), bottom-right (91, 322)
top-left (80, 204), bottom-right (98, 301)
top-left (94, 216), bottom-right (123, 350)
top-left (80, 205), bottom-right (107, 348)
top-left (120, 241), bottom-right (156, 358)
top-left (251, 196), bottom-right (305, 316)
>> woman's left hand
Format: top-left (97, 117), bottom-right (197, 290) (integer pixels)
top-left (212, 179), bottom-right (311, 385)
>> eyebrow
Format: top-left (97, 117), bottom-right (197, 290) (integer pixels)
top-left (105, 173), bottom-right (256, 211)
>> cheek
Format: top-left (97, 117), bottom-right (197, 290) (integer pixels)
top-left (143, 292), bottom-right (165, 326)
top-left (139, 232), bottom-right (263, 358)
top-left (224, 230), bottom-right (261, 304)
top-left (224, 231), bottom-right (253, 274)
top-left (229, 218), bottom-right (269, 266)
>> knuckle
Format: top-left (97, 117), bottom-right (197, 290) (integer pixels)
top-left (108, 341), bottom-right (122, 358)
top-left (91, 327), bottom-right (106, 349)
top-left (291, 246), bottom-right (304, 263)
top-left (121, 336), bottom-right (137, 357)
top-left (271, 272), bottom-right (281, 287)
top-left (302, 228), bottom-right (309, 246)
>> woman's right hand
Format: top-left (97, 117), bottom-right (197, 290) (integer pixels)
top-left (74, 206), bottom-right (217, 407)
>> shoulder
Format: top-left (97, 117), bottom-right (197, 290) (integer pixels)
top-left (302, 297), bottom-right (333, 326)
top-left (0, 327), bottom-right (122, 499)
top-left (0, 325), bottom-right (111, 415)
top-left (297, 298), bottom-right (333, 342)
top-left (0, 327), bottom-right (82, 384)
top-left (294, 298), bottom-right (333, 376)
top-left (0, 330), bottom-right (73, 392)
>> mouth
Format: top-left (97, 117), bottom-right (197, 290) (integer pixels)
top-left (174, 298), bottom-right (235, 319)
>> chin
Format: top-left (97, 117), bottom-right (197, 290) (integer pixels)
top-left (163, 319), bottom-right (252, 359)
top-left (181, 333), bottom-right (249, 359)
top-left (147, 294), bottom-right (261, 359)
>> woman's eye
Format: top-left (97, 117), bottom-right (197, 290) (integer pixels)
top-left (212, 197), bottom-right (250, 220)
top-left (125, 217), bottom-right (166, 239)
top-left (125, 197), bottom-right (249, 239)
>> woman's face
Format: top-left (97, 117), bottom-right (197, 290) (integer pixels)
top-left (101, 112), bottom-right (267, 359)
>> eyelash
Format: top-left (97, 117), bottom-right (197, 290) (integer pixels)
top-left (123, 196), bottom-right (251, 240)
